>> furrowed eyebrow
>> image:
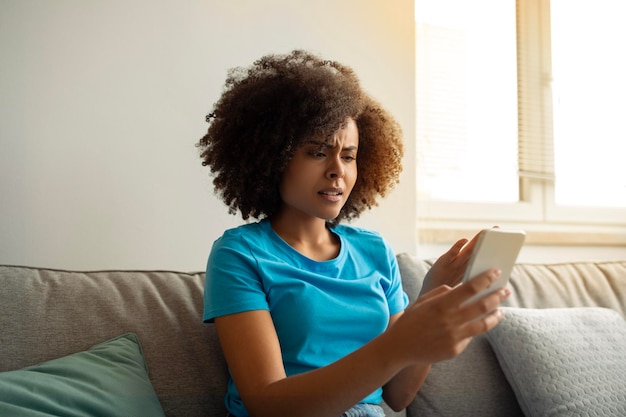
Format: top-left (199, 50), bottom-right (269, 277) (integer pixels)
top-left (303, 140), bottom-right (328, 147)
top-left (302, 141), bottom-right (357, 152)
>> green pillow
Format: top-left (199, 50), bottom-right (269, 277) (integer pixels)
top-left (0, 333), bottom-right (165, 417)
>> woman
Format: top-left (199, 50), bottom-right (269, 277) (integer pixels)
top-left (196, 50), bottom-right (509, 417)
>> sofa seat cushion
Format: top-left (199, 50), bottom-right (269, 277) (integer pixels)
top-left (487, 307), bottom-right (626, 417)
top-left (0, 333), bottom-right (165, 417)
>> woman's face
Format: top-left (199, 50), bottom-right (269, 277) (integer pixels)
top-left (278, 118), bottom-right (359, 222)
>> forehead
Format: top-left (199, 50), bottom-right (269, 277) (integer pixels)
top-left (310, 118), bottom-right (359, 148)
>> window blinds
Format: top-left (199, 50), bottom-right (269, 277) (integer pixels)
top-left (516, 0), bottom-right (555, 181)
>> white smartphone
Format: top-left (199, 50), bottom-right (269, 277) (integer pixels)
top-left (461, 228), bottom-right (526, 306)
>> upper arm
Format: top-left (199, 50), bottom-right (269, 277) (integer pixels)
top-left (388, 311), bottom-right (403, 328)
top-left (215, 310), bottom-right (287, 398)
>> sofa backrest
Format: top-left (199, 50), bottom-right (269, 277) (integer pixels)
top-left (507, 261), bottom-right (626, 316)
top-left (0, 266), bottom-right (229, 417)
top-left (3, 257), bottom-right (625, 417)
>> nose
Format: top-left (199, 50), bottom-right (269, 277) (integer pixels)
top-left (326, 156), bottom-right (345, 179)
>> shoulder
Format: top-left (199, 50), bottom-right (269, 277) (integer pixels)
top-left (213, 221), bottom-right (267, 248)
top-left (220, 221), bottom-right (266, 239)
top-left (208, 221), bottom-right (271, 267)
top-left (333, 223), bottom-right (388, 247)
top-left (333, 223), bottom-right (397, 264)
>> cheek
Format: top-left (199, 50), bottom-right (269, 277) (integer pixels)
top-left (278, 178), bottom-right (294, 202)
top-left (278, 171), bottom-right (307, 202)
top-left (347, 166), bottom-right (358, 187)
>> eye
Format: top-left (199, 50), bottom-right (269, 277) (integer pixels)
top-left (308, 149), bottom-right (326, 158)
top-left (342, 154), bottom-right (356, 162)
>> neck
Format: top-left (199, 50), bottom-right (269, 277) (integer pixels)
top-left (270, 214), bottom-right (339, 261)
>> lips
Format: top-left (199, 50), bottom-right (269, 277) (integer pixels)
top-left (319, 188), bottom-right (344, 202)
top-left (319, 187), bottom-right (343, 196)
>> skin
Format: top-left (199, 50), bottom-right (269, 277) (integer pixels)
top-left (214, 118), bottom-right (510, 417)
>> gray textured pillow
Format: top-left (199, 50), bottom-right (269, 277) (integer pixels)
top-left (487, 307), bottom-right (626, 417)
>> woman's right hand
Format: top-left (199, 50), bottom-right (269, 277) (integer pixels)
top-left (388, 268), bottom-right (509, 365)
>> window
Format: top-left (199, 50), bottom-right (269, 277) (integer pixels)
top-left (415, 0), bottom-right (626, 245)
top-left (551, 0), bottom-right (626, 209)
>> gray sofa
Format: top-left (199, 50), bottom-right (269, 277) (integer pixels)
top-left (1, 254), bottom-right (625, 416)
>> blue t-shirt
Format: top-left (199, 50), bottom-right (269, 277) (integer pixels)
top-left (203, 219), bottom-right (409, 416)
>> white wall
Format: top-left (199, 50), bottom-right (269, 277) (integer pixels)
top-left (0, 0), bottom-right (416, 270)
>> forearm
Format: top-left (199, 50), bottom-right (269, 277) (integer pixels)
top-left (382, 363), bottom-right (431, 411)
top-left (241, 332), bottom-right (407, 417)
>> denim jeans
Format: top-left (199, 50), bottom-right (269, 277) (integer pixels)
top-left (341, 403), bottom-right (386, 417)
top-left (226, 403), bottom-right (385, 417)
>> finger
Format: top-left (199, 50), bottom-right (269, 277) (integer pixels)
top-left (451, 269), bottom-right (502, 307)
top-left (453, 233), bottom-right (483, 272)
top-left (459, 286), bottom-right (510, 323)
top-left (463, 307), bottom-right (506, 337)
top-left (462, 230), bottom-right (484, 254)
top-left (449, 238), bottom-right (469, 256)
top-left (438, 238), bottom-right (469, 262)
top-left (454, 240), bottom-right (475, 266)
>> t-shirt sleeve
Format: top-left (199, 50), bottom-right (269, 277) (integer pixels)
top-left (383, 240), bottom-right (410, 315)
top-left (203, 233), bottom-right (270, 323)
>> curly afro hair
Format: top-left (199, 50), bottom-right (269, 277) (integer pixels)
top-left (196, 50), bottom-right (403, 224)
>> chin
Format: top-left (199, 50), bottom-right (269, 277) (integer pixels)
top-left (322, 212), bottom-right (342, 223)
top-left (314, 213), bottom-right (336, 223)
top-left (315, 205), bottom-right (345, 222)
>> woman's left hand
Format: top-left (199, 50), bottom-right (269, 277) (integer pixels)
top-left (419, 231), bottom-right (482, 296)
